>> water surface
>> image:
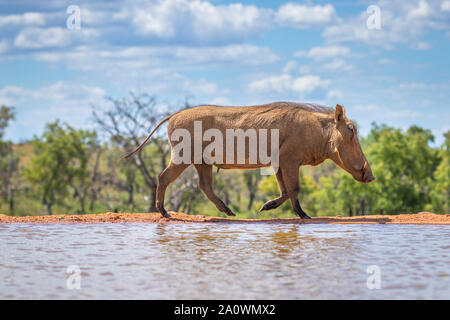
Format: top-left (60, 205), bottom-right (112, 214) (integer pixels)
top-left (0, 223), bottom-right (449, 299)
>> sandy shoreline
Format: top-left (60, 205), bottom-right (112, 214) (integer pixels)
top-left (0, 211), bottom-right (449, 225)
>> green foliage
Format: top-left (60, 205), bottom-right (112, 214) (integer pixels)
top-left (426, 131), bottom-right (450, 213)
top-left (23, 121), bottom-right (98, 214)
top-left (0, 105), bottom-right (19, 214)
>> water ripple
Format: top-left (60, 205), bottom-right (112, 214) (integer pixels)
top-left (0, 223), bottom-right (449, 299)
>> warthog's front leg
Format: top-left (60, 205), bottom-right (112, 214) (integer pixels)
top-left (260, 168), bottom-right (289, 212)
top-left (281, 165), bottom-right (311, 219)
top-left (156, 161), bottom-right (189, 218)
top-left (195, 164), bottom-right (236, 217)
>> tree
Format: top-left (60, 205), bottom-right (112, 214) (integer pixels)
top-left (93, 92), bottom-right (181, 212)
top-left (0, 105), bottom-right (15, 139)
top-left (243, 170), bottom-right (262, 211)
top-left (366, 124), bottom-right (438, 213)
top-left (427, 131), bottom-right (450, 213)
top-left (71, 136), bottom-right (101, 213)
top-left (168, 166), bottom-right (201, 213)
top-left (88, 146), bottom-right (103, 211)
top-left (24, 122), bottom-right (98, 214)
top-left (0, 106), bottom-right (19, 213)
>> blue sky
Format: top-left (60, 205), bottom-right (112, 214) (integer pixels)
top-left (0, 0), bottom-right (449, 144)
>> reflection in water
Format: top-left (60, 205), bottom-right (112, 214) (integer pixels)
top-left (0, 223), bottom-right (449, 299)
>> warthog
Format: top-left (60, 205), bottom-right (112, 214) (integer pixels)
top-left (125, 102), bottom-right (375, 219)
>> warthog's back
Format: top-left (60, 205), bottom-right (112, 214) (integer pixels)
top-left (166, 102), bottom-right (334, 168)
top-left (168, 101), bottom-right (334, 132)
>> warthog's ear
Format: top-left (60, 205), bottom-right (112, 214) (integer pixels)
top-left (335, 104), bottom-right (346, 122)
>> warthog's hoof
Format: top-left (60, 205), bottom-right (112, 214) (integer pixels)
top-left (225, 209), bottom-right (236, 216)
top-left (259, 201), bottom-right (277, 212)
top-left (294, 210), bottom-right (312, 219)
top-left (161, 211), bottom-right (171, 219)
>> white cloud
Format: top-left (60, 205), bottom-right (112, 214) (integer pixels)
top-left (0, 85), bottom-right (27, 105)
top-left (408, 0), bottom-right (432, 19)
top-left (378, 58), bottom-right (393, 64)
top-left (14, 27), bottom-right (99, 49)
top-left (275, 3), bottom-right (336, 28)
top-left (209, 97), bottom-right (231, 105)
top-left (0, 40), bottom-right (9, 54)
top-left (14, 27), bottom-right (70, 48)
top-left (182, 78), bottom-right (218, 96)
top-left (282, 60), bottom-right (299, 74)
top-left (174, 44), bottom-right (278, 65)
top-left (0, 12), bottom-right (46, 27)
top-left (294, 45), bottom-right (350, 60)
top-left (398, 82), bottom-right (429, 89)
top-left (0, 2), bottom-right (339, 53)
top-left (249, 74), bottom-right (292, 93)
top-left (442, 0), bottom-right (450, 11)
top-left (0, 63), bottom-right (224, 108)
top-left (133, 1), bottom-right (338, 42)
top-left (34, 44), bottom-right (278, 72)
top-left (298, 65), bottom-right (312, 74)
top-left (323, 0), bottom-right (450, 48)
top-left (248, 74), bottom-right (330, 94)
top-left (81, 8), bottom-right (129, 26)
top-left (0, 81), bottom-right (105, 104)
top-left (384, 110), bottom-right (422, 119)
top-left (293, 45), bottom-right (354, 73)
top-left (412, 41), bottom-right (432, 50)
top-left (353, 104), bottom-right (421, 120)
top-left (132, 0), bottom-right (272, 43)
top-left (327, 90), bottom-right (344, 100)
top-left (432, 124), bottom-right (450, 146)
top-left (323, 59), bottom-right (354, 72)
top-left (292, 75), bottom-right (330, 92)
top-left (0, 81), bottom-right (106, 138)
top-left (354, 104), bottom-right (382, 111)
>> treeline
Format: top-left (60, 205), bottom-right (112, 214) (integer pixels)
top-left (0, 94), bottom-right (448, 217)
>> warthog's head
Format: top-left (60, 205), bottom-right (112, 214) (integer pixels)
top-left (328, 104), bottom-right (375, 184)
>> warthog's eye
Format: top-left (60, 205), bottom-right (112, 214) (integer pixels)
top-left (347, 124), bottom-right (354, 138)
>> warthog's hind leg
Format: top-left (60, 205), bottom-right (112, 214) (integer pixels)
top-left (156, 162), bottom-right (189, 218)
top-left (259, 168), bottom-right (289, 212)
top-left (195, 164), bottom-right (236, 217)
top-left (259, 196), bottom-right (289, 212)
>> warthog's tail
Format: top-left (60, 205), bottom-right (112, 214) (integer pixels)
top-left (123, 114), bottom-right (174, 159)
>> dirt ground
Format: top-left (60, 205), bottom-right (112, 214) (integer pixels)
top-left (0, 211), bottom-right (449, 225)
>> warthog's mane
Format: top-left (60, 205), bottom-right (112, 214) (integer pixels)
top-left (195, 101), bottom-right (335, 115)
top-left (291, 102), bottom-right (334, 114)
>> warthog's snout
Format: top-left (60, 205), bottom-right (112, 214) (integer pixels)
top-left (361, 162), bottom-right (376, 183)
